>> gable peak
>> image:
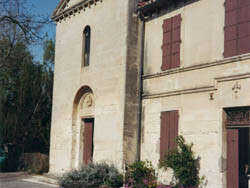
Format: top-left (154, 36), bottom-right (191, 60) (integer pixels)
top-left (52, 0), bottom-right (103, 22)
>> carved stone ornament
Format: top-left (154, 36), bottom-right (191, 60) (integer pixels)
top-left (225, 107), bottom-right (250, 126)
top-left (85, 94), bottom-right (93, 107)
top-left (232, 81), bottom-right (241, 98)
top-left (83, 93), bottom-right (93, 108)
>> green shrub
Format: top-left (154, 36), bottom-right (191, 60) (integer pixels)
top-left (59, 162), bottom-right (123, 188)
top-left (125, 160), bottom-right (157, 188)
top-left (159, 136), bottom-right (204, 188)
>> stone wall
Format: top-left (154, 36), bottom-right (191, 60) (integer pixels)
top-left (50, 0), bottom-right (130, 174)
top-left (141, 0), bottom-right (250, 187)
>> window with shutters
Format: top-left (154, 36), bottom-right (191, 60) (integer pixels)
top-left (160, 110), bottom-right (179, 160)
top-left (82, 26), bottom-right (91, 67)
top-left (224, 0), bottom-right (250, 58)
top-left (161, 14), bottom-right (181, 71)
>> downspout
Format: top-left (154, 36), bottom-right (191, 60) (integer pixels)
top-left (136, 17), bottom-right (145, 161)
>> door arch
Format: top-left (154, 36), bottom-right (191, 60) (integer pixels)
top-left (71, 86), bottom-right (95, 169)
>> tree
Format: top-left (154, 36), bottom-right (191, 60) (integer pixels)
top-left (43, 39), bottom-right (55, 69)
top-left (0, 0), bottom-right (54, 172)
top-left (0, 39), bottom-right (54, 171)
top-left (0, 0), bottom-right (51, 63)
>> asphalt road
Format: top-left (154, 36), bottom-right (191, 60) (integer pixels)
top-left (0, 173), bottom-right (59, 188)
top-left (0, 179), bottom-right (58, 188)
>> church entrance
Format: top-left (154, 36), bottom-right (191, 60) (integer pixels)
top-left (71, 86), bottom-right (95, 169)
top-left (225, 107), bottom-right (250, 188)
top-left (82, 118), bottom-right (94, 165)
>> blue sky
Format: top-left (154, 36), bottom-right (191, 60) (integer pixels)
top-left (28, 0), bottom-right (60, 62)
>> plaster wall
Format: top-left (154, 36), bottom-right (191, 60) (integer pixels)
top-left (142, 73), bottom-right (250, 187)
top-left (142, 0), bottom-right (250, 187)
top-left (49, 0), bottom-right (129, 174)
top-left (143, 0), bottom-right (225, 76)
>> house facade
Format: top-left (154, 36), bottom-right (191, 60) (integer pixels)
top-left (50, 0), bottom-right (250, 187)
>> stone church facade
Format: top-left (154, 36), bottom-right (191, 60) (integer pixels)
top-left (50, 0), bottom-right (250, 187)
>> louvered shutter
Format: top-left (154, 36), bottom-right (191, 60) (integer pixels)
top-left (237, 2), bottom-right (250, 54)
top-left (171, 15), bottom-right (181, 68)
top-left (161, 15), bottom-right (181, 71)
top-left (162, 17), bottom-right (172, 71)
top-left (160, 110), bottom-right (179, 160)
top-left (224, 0), bottom-right (250, 57)
top-left (224, 0), bottom-right (238, 57)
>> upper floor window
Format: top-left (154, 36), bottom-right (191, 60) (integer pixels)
top-left (83, 26), bottom-right (91, 67)
top-left (161, 14), bottom-right (182, 71)
top-left (224, 0), bottom-right (250, 58)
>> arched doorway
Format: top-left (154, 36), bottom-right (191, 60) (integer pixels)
top-left (71, 86), bottom-right (95, 169)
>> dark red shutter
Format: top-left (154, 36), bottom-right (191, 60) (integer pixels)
top-left (227, 129), bottom-right (239, 188)
top-left (237, 3), bottom-right (250, 54)
top-left (162, 17), bottom-right (172, 71)
top-left (224, 0), bottom-right (238, 57)
top-left (160, 110), bottom-right (179, 160)
top-left (83, 121), bottom-right (93, 165)
top-left (161, 15), bottom-right (181, 71)
top-left (224, 0), bottom-right (250, 57)
top-left (171, 15), bottom-right (181, 68)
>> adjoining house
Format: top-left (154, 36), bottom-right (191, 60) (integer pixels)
top-left (50, 0), bottom-right (250, 187)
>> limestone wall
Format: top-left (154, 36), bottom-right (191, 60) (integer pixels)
top-left (141, 0), bottom-right (250, 187)
top-left (143, 0), bottom-right (225, 76)
top-left (49, 0), bottom-right (130, 174)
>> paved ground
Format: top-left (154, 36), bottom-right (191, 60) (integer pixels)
top-left (0, 172), bottom-right (59, 188)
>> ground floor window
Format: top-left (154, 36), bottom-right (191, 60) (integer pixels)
top-left (160, 110), bottom-right (179, 160)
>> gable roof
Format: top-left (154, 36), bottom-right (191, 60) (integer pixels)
top-left (52, 0), bottom-right (103, 22)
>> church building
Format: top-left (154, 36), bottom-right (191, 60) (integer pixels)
top-left (50, 0), bottom-right (250, 187)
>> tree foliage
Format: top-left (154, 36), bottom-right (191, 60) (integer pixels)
top-left (0, 0), bottom-right (50, 43)
top-left (0, 0), bottom-right (54, 172)
top-left (0, 39), bottom-right (54, 171)
top-left (159, 136), bottom-right (204, 188)
top-left (0, 0), bottom-right (51, 64)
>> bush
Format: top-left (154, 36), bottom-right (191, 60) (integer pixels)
top-left (18, 153), bottom-right (49, 174)
top-left (125, 160), bottom-right (157, 188)
top-left (159, 136), bottom-right (204, 188)
top-left (59, 162), bottom-right (123, 188)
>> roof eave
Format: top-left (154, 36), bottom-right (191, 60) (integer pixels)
top-left (52, 0), bottom-right (102, 22)
top-left (137, 0), bottom-right (193, 20)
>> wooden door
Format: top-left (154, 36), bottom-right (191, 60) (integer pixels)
top-left (83, 119), bottom-right (94, 165)
top-left (227, 129), bottom-right (239, 188)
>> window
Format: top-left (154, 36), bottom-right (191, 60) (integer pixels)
top-left (160, 110), bottom-right (179, 160)
top-left (161, 14), bottom-right (181, 71)
top-left (83, 26), bottom-right (91, 66)
top-left (224, 0), bottom-right (250, 58)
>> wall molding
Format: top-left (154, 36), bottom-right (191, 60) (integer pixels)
top-left (143, 72), bottom-right (250, 99)
top-left (143, 86), bottom-right (216, 99)
top-left (52, 0), bottom-right (103, 22)
top-left (215, 72), bottom-right (250, 83)
top-left (143, 53), bottom-right (250, 80)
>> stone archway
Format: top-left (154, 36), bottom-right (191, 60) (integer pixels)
top-left (71, 86), bottom-right (95, 169)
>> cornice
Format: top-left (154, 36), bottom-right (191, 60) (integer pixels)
top-left (142, 86), bottom-right (216, 99)
top-left (143, 53), bottom-right (250, 80)
top-left (52, 0), bottom-right (103, 22)
top-left (142, 72), bottom-right (250, 99)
